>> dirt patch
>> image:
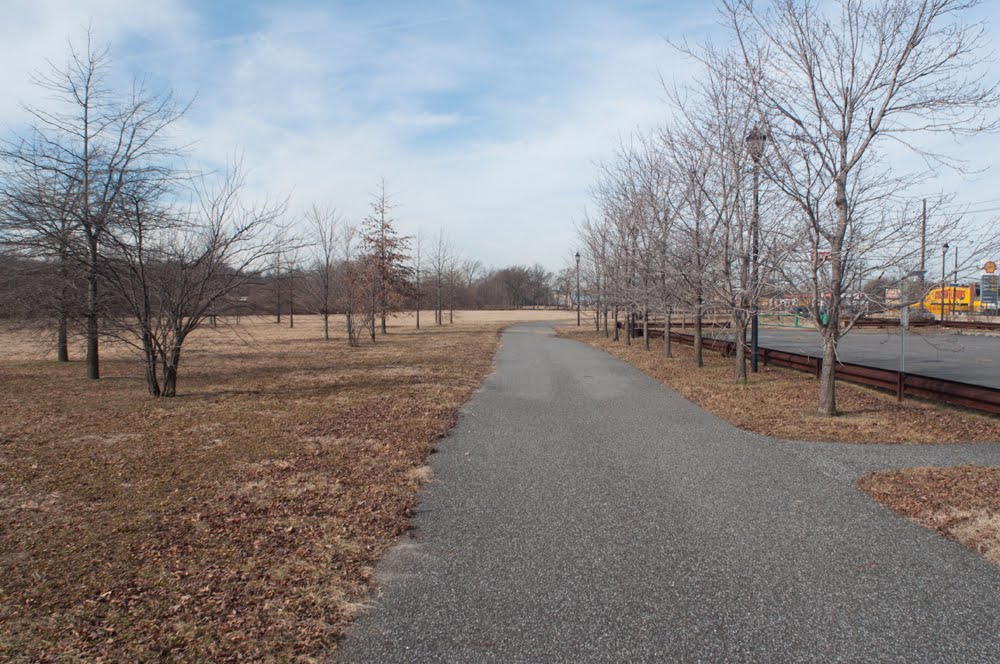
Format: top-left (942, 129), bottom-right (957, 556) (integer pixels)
top-left (859, 466), bottom-right (1000, 566)
top-left (0, 314), bottom-right (507, 661)
top-left (558, 328), bottom-right (1000, 444)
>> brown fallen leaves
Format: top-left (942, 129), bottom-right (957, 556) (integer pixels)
top-left (559, 328), bottom-right (1000, 444)
top-left (0, 315), bottom-right (504, 661)
top-left (859, 466), bottom-right (1000, 567)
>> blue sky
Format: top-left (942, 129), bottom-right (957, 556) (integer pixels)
top-left (2, 1), bottom-right (999, 271)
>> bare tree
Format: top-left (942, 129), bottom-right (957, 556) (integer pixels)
top-left (0, 159), bottom-right (81, 360)
top-left (361, 178), bottom-right (410, 338)
top-left (661, 122), bottom-right (727, 367)
top-left (100, 163), bottom-right (284, 397)
top-left (305, 203), bottom-right (342, 340)
top-left (413, 229), bottom-right (423, 329)
top-left (270, 242), bottom-right (285, 324)
top-left (726, 0), bottom-right (999, 414)
top-left (1, 33), bottom-right (187, 380)
top-left (429, 229), bottom-right (455, 324)
top-left (461, 258), bottom-right (483, 289)
top-left (339, 221), bottom-right (376, 346)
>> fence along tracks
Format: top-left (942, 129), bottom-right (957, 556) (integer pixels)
top-left (613, 322), bottom-right (1000, 416)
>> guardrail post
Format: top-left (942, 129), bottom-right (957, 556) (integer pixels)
top-left (762, 348), bottom-right (769, 367)
top-left (897, 372), bottom-right (904, 402)
top-left (815, 357), bottom-right (822, 379)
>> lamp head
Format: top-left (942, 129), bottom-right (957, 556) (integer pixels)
top-left (745, 125), bottom-right (768, 161)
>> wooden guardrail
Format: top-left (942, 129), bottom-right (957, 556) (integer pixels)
top-left (852, 317), bottom-right (1000, 331)
top-left (677, 332), bottom-right (1000, 415)
top-left (612, 321), bottom-right (1000, 415)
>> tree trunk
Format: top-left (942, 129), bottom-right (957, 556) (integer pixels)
top-left (162, 364), bottom-right (178, 397)
top-left (85, 250), bottom-right (99, 379)
top-left (436, 281), bottom-right (443, 326)
top-left (143, 335), bottom-right (160, 397)
top-left (693, 300), bottom-right (703, 367)
top-left (57, 250), bottom-right (70, 362)
top-left (603, 308), bottom-right (609, 337)
top-left (734, 314), bottom-right (747, 383)
top-left (664, 308), bottom-right (672, 357)
top-left (625, 311), bottom-right (632, 346)
top-left (323, 312), bottom-right (330, 340)
top-left (57, 314), bottom-right (69, 363)
top-left (642, 311), bottom-right (649, 351)
top-left (381, 310), bottom-right (386, 334)
top-left (817, 332), bottom-right (838, 416)
top-left (160, 344), bottom-right (181, 397)
top-left (613, 307), bottom-right (620, 341)
top-left (275, 280), bottom-right (282, 324)
top-left (818, 176), bottom-right (849, 416)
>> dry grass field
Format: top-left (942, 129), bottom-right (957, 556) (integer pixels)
top-left (558, 327), bottom-right (1000, 444)
top-left (0, 310), bottom-right (570, 661)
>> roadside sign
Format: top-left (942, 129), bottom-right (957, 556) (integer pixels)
top-left (985, 261), bottom-right (997, 274)
top-left (982, 273), bottom-right (999, 305)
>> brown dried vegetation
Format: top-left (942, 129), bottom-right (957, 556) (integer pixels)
top-left (559, 328), bottom-right (1000, 444)
top-left (0, 313), bottom-right (531, 661)
top-left (858, 466), bottom-right (1000, 567)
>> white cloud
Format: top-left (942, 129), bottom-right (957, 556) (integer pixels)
top-left (0, 0), bottom-right (193, 126)
top-left (5, 0), bottom-right (998, 271)
top-left (158, 3), bottom-right (688, 268)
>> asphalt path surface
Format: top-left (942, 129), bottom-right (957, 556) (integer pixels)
top-left (338, 323), bottom-right (1000, 663)
top-left (729, 327), bottom-right (1000, 389)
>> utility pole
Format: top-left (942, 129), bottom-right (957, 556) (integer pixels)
top-left (920, 198), bottom-right (927, 278)
top-left (941, 243), bottom-right (949, 322)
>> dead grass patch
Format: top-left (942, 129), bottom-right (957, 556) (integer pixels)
top-left (859, 466), bottom-right (1000, 566)
top-left (559, 328), bottom-right (1000, 444)
top-left (0, 314), bottom-right (508, 661)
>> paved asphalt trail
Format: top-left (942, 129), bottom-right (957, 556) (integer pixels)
top-left (339, 323), bottom-right (1000, 663)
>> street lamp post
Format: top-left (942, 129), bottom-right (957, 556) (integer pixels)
top-left (575, 251), bottom-right (581, 327)
top-left (953, 243), bottom-right (959, 319)
top-left (941, 243), bottom-right (950, 322)
top-left (745, 125), bottom-right (768, 373)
